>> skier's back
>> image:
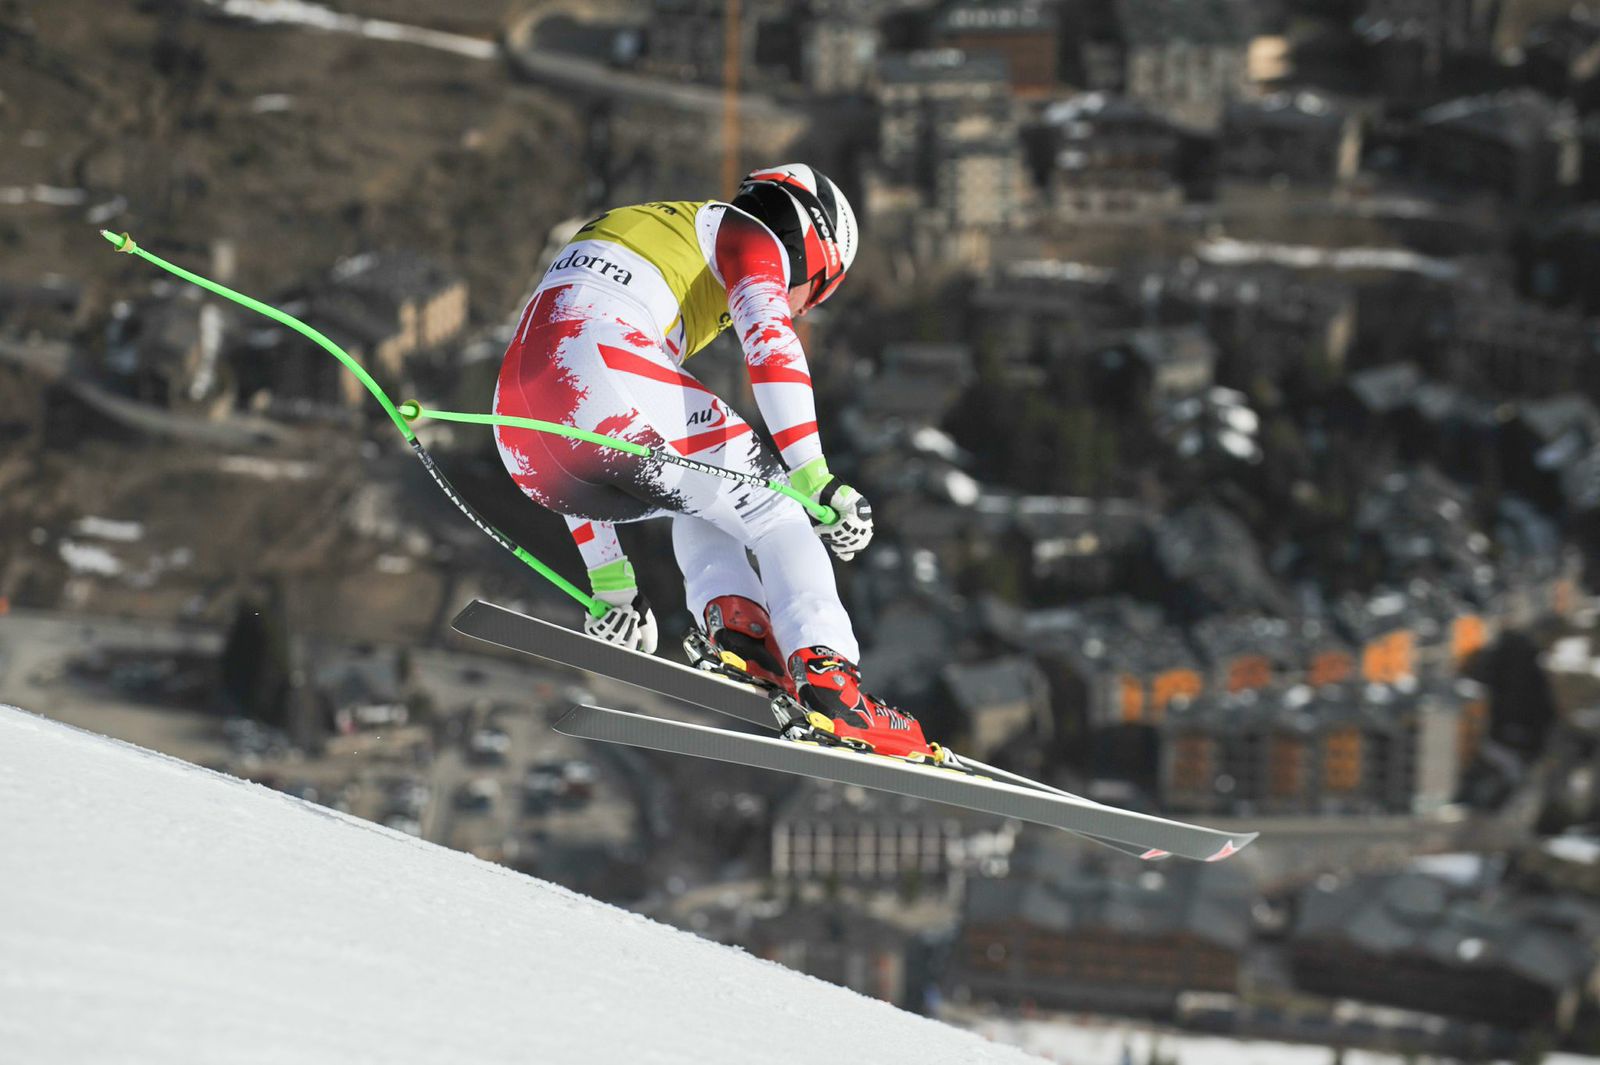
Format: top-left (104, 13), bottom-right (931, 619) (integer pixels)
top-left (493, 164), bottom-right (934, 760)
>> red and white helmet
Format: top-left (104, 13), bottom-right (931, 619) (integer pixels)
top-left (731, 163), bottom-right (858, 312)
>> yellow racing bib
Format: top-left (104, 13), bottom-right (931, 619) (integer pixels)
top-left (573, 201), bottom-right (733, 360)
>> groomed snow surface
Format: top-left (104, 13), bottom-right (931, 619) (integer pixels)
top-left (0, 705), bottom-right (1040, 1064)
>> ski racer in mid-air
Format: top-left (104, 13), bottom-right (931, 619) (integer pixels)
top-left (492, 164), bottom-right (936, 760)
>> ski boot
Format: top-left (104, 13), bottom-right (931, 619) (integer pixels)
top-left (782, 646), bottom-right (945, 763)
top-left (684, 595), bottom-right (795, 697)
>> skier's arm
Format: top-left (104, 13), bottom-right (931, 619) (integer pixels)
top-left (566, 516), bottom-right (657, 652)
top-left (713, 211), bottom-right (873, 560)
top-left (713, 210), bottom-right (822, 470)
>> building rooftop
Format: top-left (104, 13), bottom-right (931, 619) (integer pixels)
top-left (1124, 324), bottom-right (1217, 369)
top-left (1145, 259), bottom-right (1357, 318)
top-left (1354, 467), bottom-right (1492, 587)
top-left (1419, 89), bottom-right (1572, 151)
top-left (878, 48), bottom-right (1009, 87)
top-left (1496, 496), bottom-right (1566, 576)
top-left (1296, 869), bottom-right (1600, 992)
top-left (941, 657), bottom-right (1046, 716)
top-left (1114, 0), bottom-right (1258, 46)
top-left (310, 643), bottom-right (407, 709)
top-left (1154, 501), bottom-right (1291, 617)
top-left (774, 778), bottom-right (1003, 836)
top-left (128, 299), bottom-right (205, 369)
top-left (966, 835), bottom-right (1255, 950)
top-left (880, 341), bottom-right (974, 377)
top-left (1561, 445), bottom-right (1600, 514)
top-left (1411, 381), bottom-right (1497, 430)
top-left (1225, 91), bottom-right (1347, 131)
top-left (310, 292), bottom-right (401, 349)
top-left (991, 596), bottom-right (1202, 676)
top-left (1188, 612), bottom-right (1302, 668)
top-left (937, 0), bottom-right (1058, 35)
top-left (983, 493), bottom-right (1151, 564)
top-left (1334, 586), bottom-right (1426, 641)
top-left (858, 371), bottom-right (969, 426)
top-left (1347, 362), bottom-right (1422, 415)
top-left (860, 596), bottom-right (962, 695)
top-left (1545, 203), bottom-right (1600, 237)
top-left (329, 250), bottom-right (462, 304)
top-left (1042, 92), bottom-right (1171, 129)
top-left (1515, 394), bottom-right (1600, 446)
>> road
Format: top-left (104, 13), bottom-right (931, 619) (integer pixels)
top-left (0, 338), bottom-right (72, 381)
top-left (0, 606), bottom-right (684, 877)
top-left (199, 0), bottom-right (798, 126)
top-left (1, 337), bottom-right (292, 448)
top-left (408, 641), bottom-right (692, 857)
top-left (0, 608), bottom-right (230, 767)
top-left (505, 42), bottom-right (792, 122)
top-left (199, 0), bottom-right (498, 59)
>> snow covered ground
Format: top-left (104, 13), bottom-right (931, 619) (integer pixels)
top-left (200, 0), bottom-right (498, 60)
top-left (971, 1015), bottom-right (1598, 1065)
top-left (975, 1016), bottom-right (1428, 1065)
top-left (0, 705), bottom-right (1041, 1064)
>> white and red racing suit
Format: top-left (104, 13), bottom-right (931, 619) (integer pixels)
top-left (493, 199), bottom-right (858, 659)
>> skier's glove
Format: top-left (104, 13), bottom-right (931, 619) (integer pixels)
top-left (791, 457), bottom-right (874, 562)
top-left (584, 558), bottom-right (658, 654)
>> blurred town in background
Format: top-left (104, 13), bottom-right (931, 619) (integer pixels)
top-left (5, 0), bottom-right (1600, 1060)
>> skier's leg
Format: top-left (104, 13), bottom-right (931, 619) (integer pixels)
top-left (673, 514), bottom-right (793, 688)
top-left (565, 515), bottom-right (625, 571)
top-left (493, 284), bottom-right (681, 523)
top-left (671, 516), bottom-right (764, 619)
top-left (726, 489), bottom-right (936, 759)
top-left (671, 430), bottom-right (859, 662)
top-left (745, 515), bottom-right (860, 662)
top-left (494, 285), bottom-right (675, 652)
top-left (660, 431), bottom-right (938, 755)
top-left (594, 336), bottom-right (860, 660)
top-left (562, 514), bottom-right (658, 649)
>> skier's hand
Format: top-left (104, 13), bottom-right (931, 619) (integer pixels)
top-left (816, 481), bottom-right (873, 560)
top-left (584, 559), bottom-right (658, 653)
top-left (792, 457), bottom-right (874, 562)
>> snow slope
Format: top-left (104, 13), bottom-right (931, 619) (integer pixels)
top-left (0, 705), bottom-right (1041, 1065)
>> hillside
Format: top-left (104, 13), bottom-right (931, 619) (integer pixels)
top-left (1, 0), bottom-right (581, 316)
top-left (0, 704), bottom-right (1041, 1064)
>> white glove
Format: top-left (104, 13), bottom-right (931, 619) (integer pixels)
top-left (816, 481), bottom-right (874, 561)
top-left (584, 559), bottom-right (658, 653)
top-left (791, 457), bottom-right (873, 562)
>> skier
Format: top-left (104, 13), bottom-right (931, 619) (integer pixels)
top-left (493, 164), bottom-right (935, 760)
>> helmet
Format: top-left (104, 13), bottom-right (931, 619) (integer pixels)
top-left (731, 163), bottom-right (858, 312)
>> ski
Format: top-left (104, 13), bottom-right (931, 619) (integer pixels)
top-left (451, 599), bottom-right (776, 729)
top-left (451, 599), bottom-right (1251, 861)
top-left (554, 703), bottom-right (1256, 863)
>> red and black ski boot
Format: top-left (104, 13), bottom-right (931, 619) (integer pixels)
top-left (684, 595), bottom-right (795, 696)
top-left (784, 646), bottom-right (938, 761)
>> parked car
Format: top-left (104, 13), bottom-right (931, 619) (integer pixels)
top-left (562, 760), bottom-right (597, 800)
top-left (453, 778), bottom-right (499, 814)
top-left (467, 726), bottom-right (511, 765)
top-left (383, 813), bottom-right (422, 837)
top-left (381, 776), bottom-right (431, 816)
top-left (523, 758), bottom-right (597, 809)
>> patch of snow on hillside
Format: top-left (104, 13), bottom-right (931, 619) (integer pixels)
top-left (0, 705), bottom-right (1042, 1065)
